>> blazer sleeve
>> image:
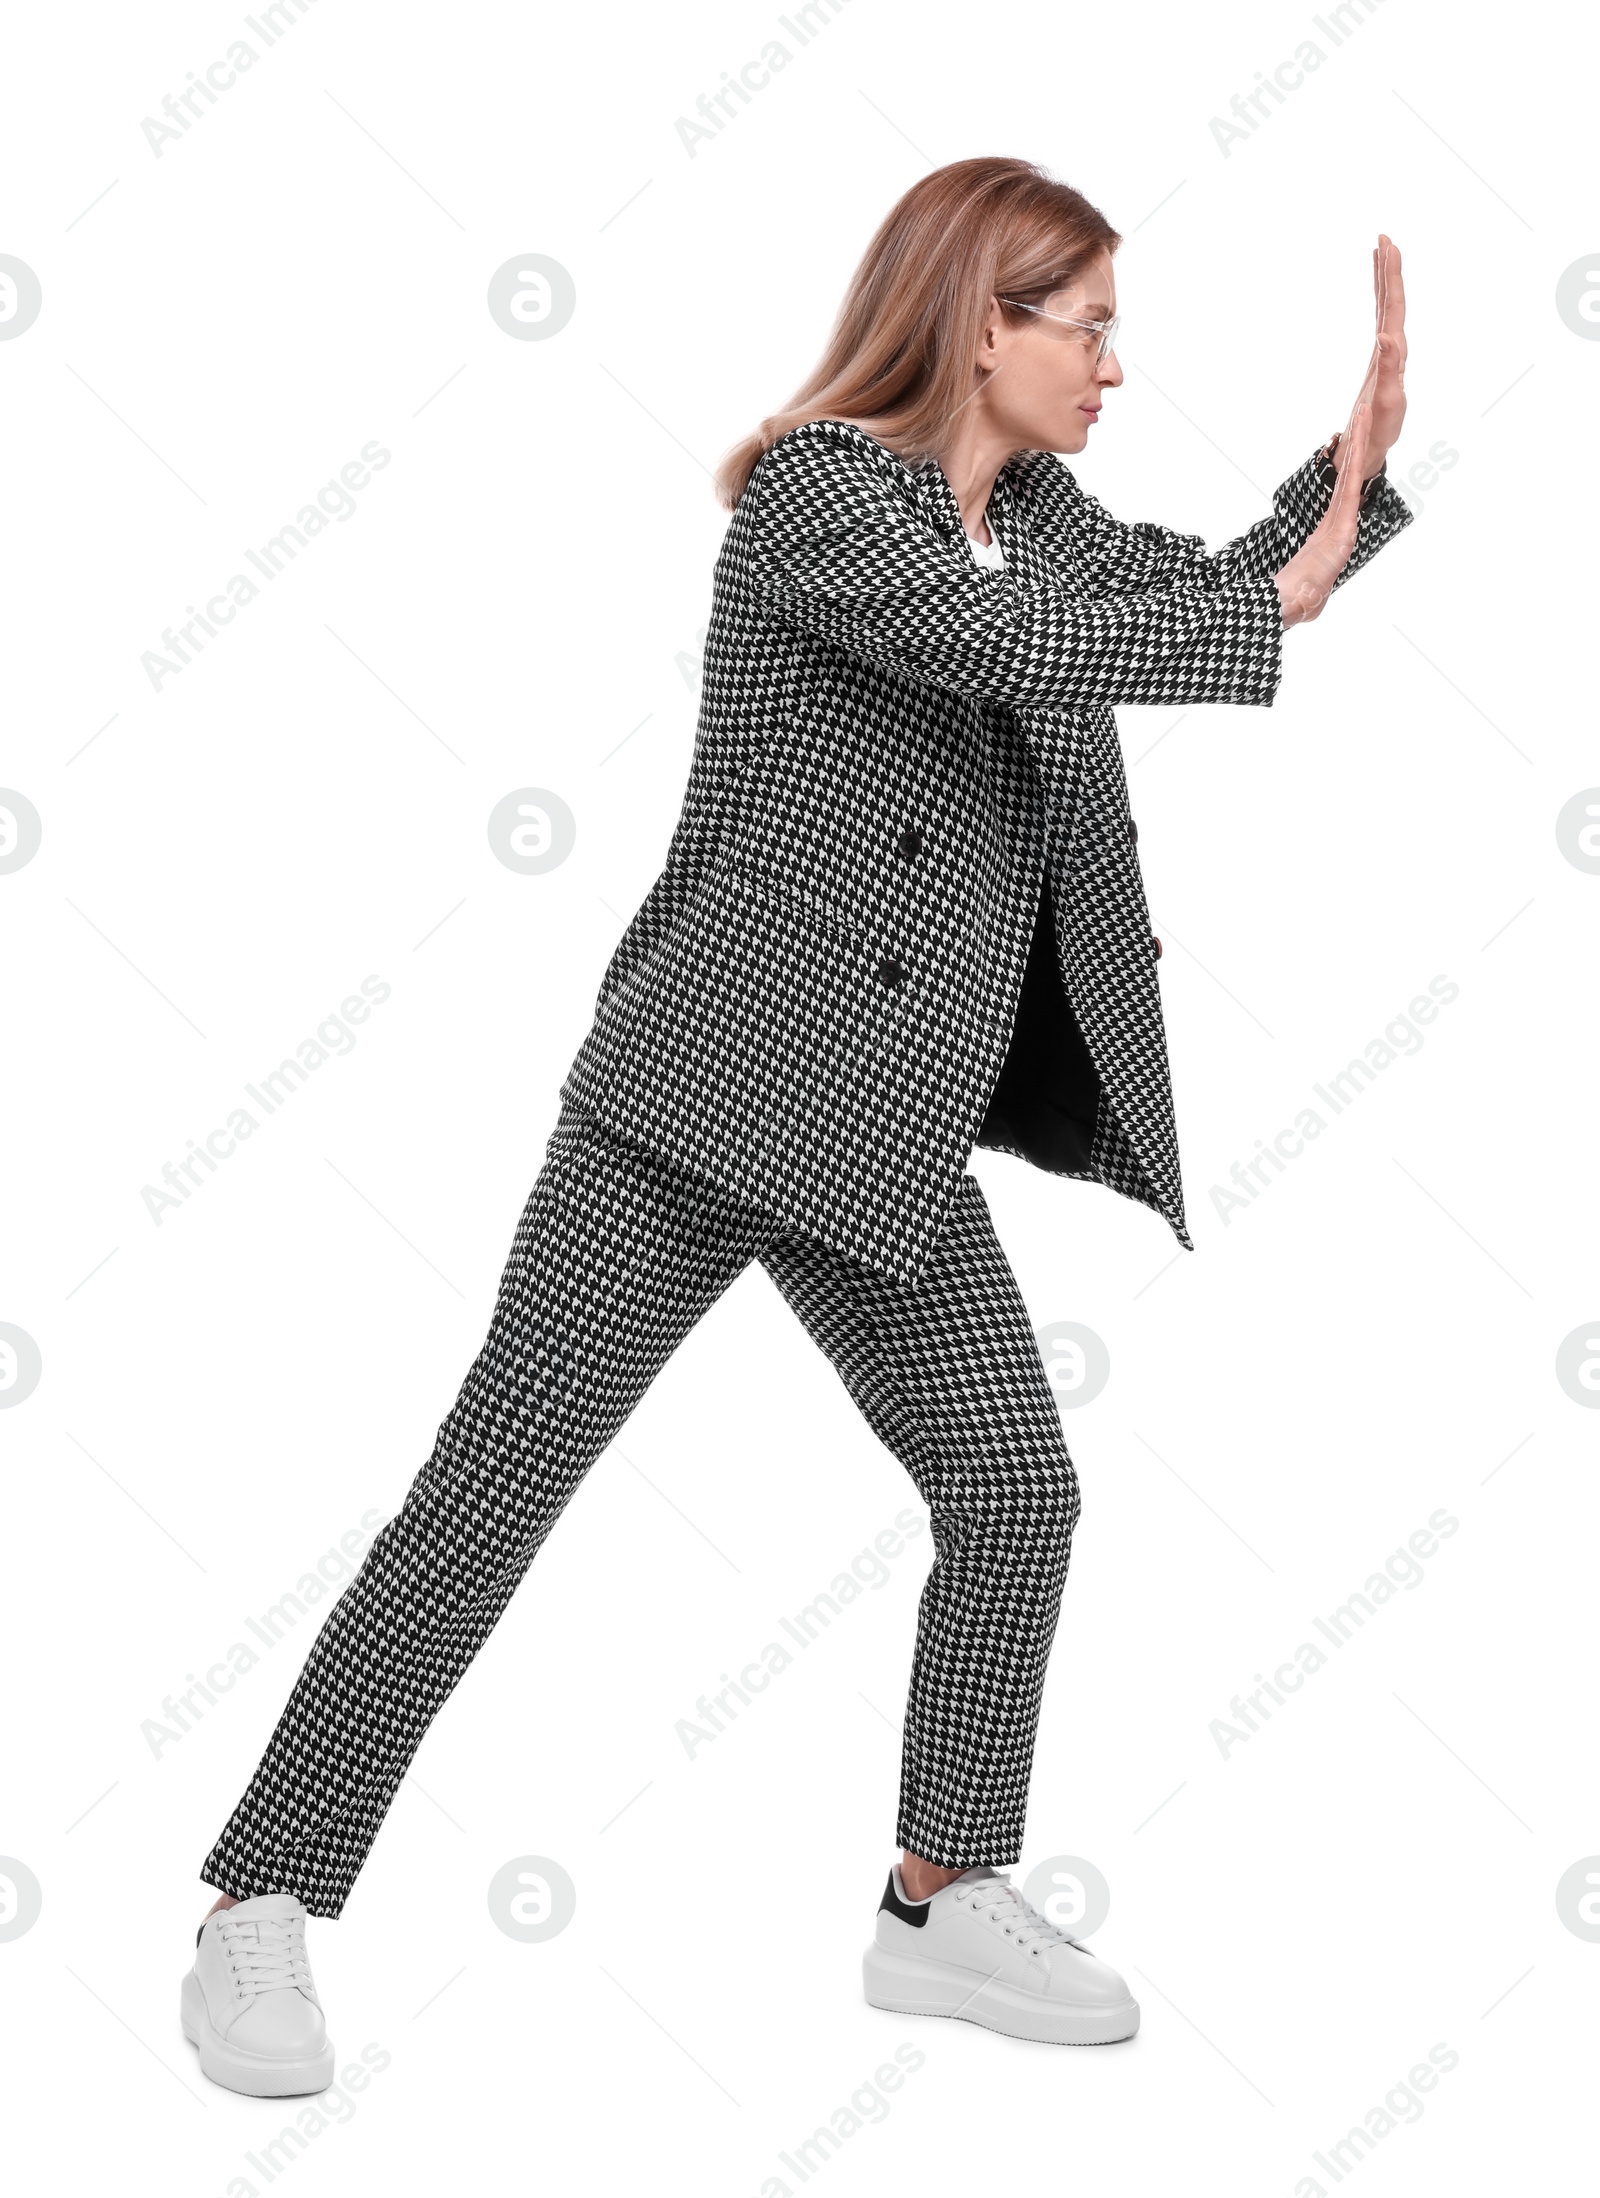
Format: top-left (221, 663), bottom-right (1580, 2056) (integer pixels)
top-left (743, 423), bottom-right (1287, 712)
top-left (1020, 447), bottom-right (1415, 598)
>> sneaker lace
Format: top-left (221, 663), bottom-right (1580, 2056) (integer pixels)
top-left (958, 1874), bottom-right (1086, 1956)
top-left (218, 1914), bottom-right (313, 1998)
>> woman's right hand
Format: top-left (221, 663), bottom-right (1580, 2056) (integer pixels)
top-left (1275, 398), bottom-right (1376, 629)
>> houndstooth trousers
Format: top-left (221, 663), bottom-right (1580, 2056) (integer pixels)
top-left (200, 1099), bottom-right (1082, 1918)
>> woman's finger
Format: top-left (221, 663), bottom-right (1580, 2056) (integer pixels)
top-left (1374, 235), bottom-right (1391, 336)
top-left (1374, 235), bottom-right (1406, 367)
top-left (1382, 235), bottom-right (1405, 338)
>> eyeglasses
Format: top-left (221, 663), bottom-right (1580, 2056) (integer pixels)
top-left (1000, 300), bottom-right (1121, 361)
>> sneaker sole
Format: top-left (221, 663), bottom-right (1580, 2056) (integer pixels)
top-left (181, 1969), bottom-right (337, 2096)
top-left (862, 1943), bottom-right (1140, 2045)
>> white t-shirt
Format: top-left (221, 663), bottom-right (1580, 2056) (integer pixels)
top-left (965, 517), bottom-right (1004, 570)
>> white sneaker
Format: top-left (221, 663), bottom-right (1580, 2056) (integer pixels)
top-left (181, 1894), bottom-right (336, 2096)
top-left (863, 1865), bottom-right (1140, 2045)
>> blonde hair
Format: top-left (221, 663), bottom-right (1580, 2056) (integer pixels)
top-left (713, 156), bottom-right (1121, 512)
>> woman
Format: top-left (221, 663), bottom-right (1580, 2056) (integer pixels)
top-left (182, 157), bottom-right (1411, 2091)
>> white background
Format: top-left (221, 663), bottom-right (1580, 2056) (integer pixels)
top-left (2, 0), bottom-right (1596, 2190)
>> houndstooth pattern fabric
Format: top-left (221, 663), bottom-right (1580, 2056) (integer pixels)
top-left (200, 1101), bottom-right (1080, 1914)
top-left (561, 419), bottom-right (1412, 1283)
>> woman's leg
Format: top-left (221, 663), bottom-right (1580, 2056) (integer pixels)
top-left (758, 1170), bottom-right (1080, 1871)
top-left (199, 1104), bottom-right (776, 1919)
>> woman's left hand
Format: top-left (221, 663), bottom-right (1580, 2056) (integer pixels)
top-left (1336, 233), bottom-right (1406, 472)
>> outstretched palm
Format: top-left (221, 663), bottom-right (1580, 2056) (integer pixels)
top-left (1276, 234), bottom-right (1408, 627)
top-left (1357, 233), bottom-right (1407, 466)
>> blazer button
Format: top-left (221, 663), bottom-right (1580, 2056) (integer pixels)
top-left (1129, 818), bottom-right (1139, 845)
top-left (1153, 935), bottom-right (1163, 959)
top-left (877, 954), bottom-right (906, 989)
top-left (897, 826), bottom-right (923, 859)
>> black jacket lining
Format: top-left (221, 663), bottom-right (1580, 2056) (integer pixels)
top-left (976, 873), bottom-right (1101, 1175)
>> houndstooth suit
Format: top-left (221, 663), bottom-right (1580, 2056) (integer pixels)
top-left (561, 419), bottom-right (1412, 1283)
top-left (200, 426), bottom-right (1411, 1916)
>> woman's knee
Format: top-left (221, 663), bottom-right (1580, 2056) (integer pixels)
top-left (931, 1440), bottom-right (1080, 1552)
top-left (1028, 1451), bottom-right (1082, 1546)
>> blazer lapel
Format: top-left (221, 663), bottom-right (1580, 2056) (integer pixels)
top-left (906, 452), bottom-right (967, 545)
top-left (907, 449), bottom-right (1028, 555)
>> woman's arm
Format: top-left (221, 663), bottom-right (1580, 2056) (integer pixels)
top-left (1016, 441), bottom-right (1414, 600)
top-left (744, 419), bottom-right (1289, 713)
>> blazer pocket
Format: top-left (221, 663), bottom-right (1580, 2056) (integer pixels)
top-left (636, 856), bottom-right (910, 1132)
top-left (720, 845), bottom-right (858, 940)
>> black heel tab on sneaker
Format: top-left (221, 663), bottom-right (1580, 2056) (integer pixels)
top-left (879, 1869), bottom-right (931, 1928)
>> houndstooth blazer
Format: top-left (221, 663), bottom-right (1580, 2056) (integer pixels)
top-left (560, 417), bottom-right (1412, 1285)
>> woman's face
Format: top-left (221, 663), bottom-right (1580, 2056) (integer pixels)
top-left (976, 247), bottom-right (1123, 454)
